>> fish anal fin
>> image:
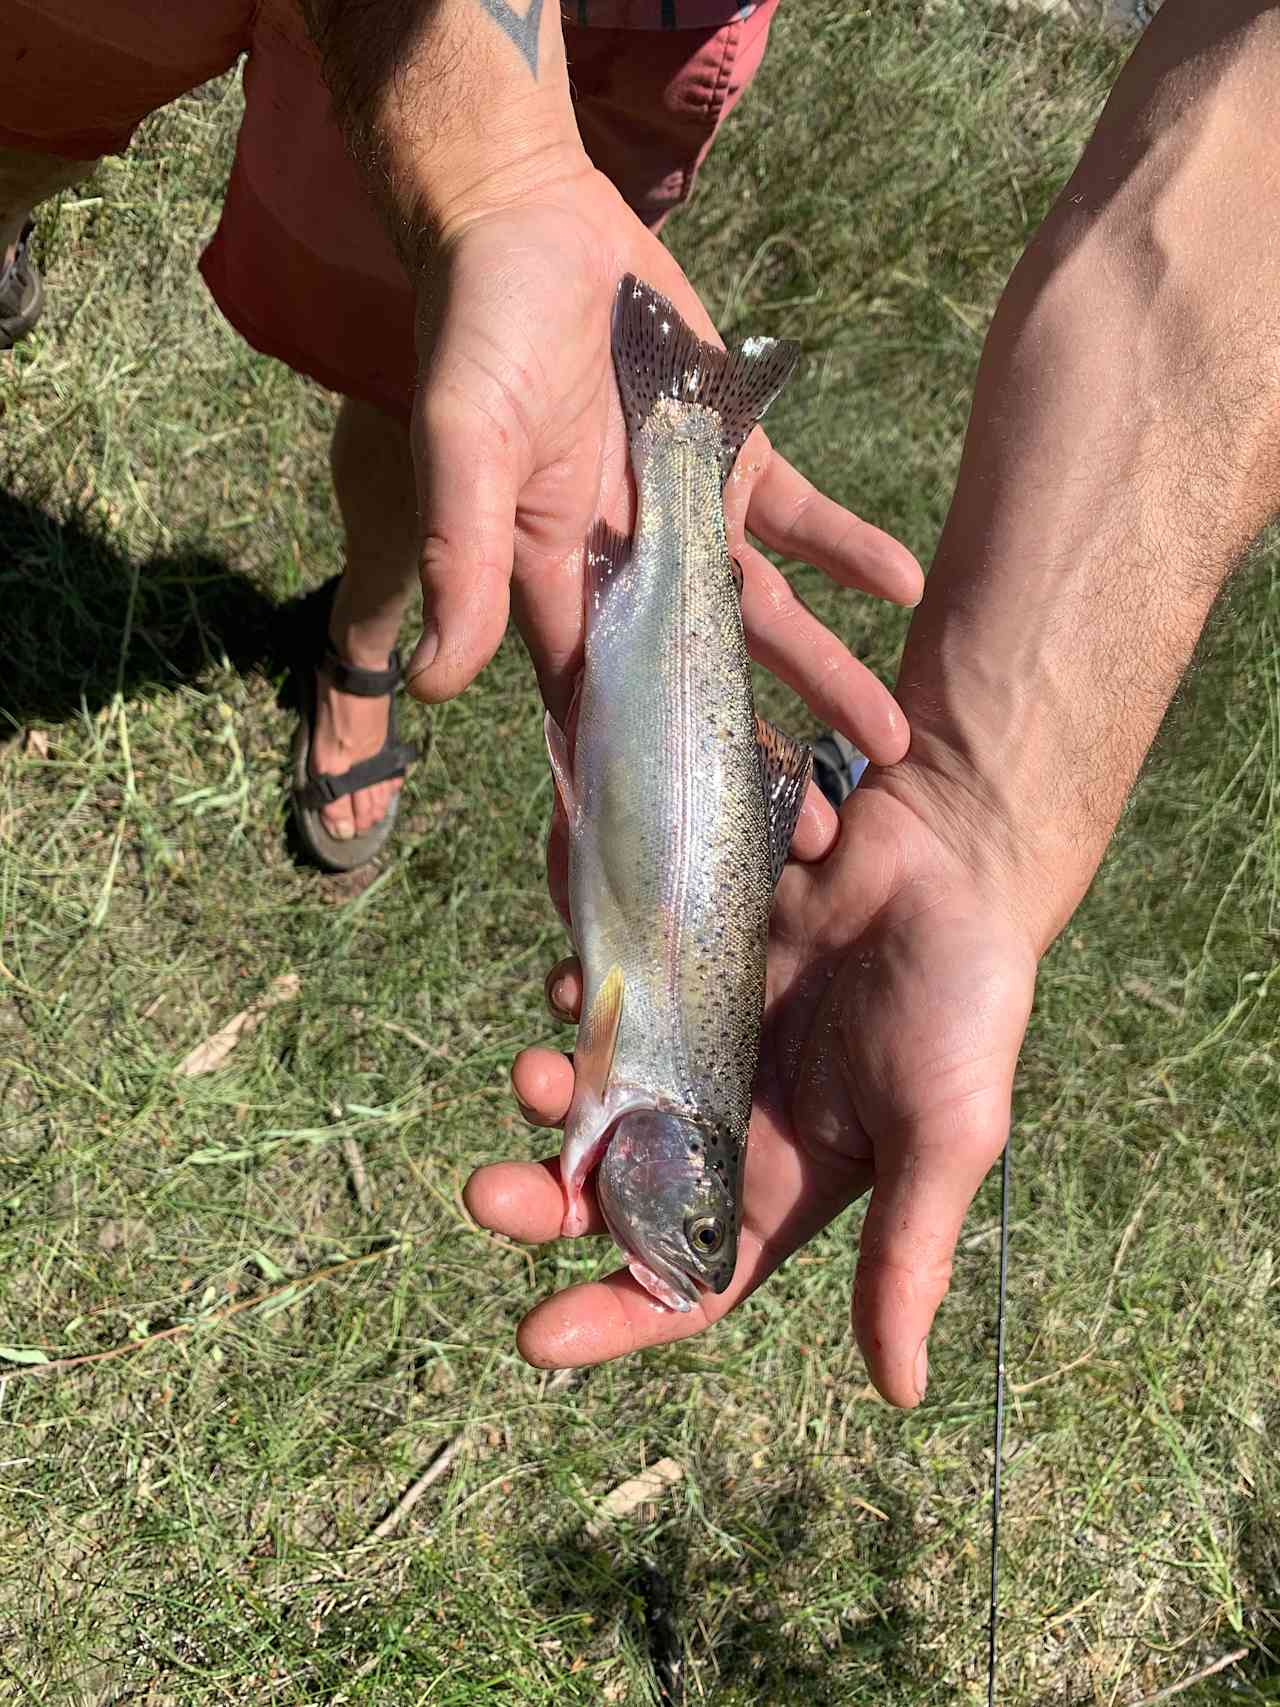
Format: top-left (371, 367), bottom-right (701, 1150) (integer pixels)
top-left (756, 717), bottom-right (814, 891)
top-left (612, 274), bottom-right (801, 483)
top-left (544, 710), bottom-right (575, 822)
top-left (585, 519), bottom-right (632, 611)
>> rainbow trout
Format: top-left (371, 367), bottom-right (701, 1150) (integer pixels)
top-left (544, 275), bottom-right (813, 1311)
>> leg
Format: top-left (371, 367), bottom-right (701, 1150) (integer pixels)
top-left (0, 146), bottom-right (96, 266)
top-left (311, 394), bottom-right (421, 841)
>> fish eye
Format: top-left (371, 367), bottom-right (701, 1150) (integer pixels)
top-left (686, 1215), bottom-right (724, 1256)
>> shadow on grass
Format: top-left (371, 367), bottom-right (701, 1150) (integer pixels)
top-left (0, 485), bottom-right (333, 731)
top-left (520, 1467), bottom-right (924, 1703)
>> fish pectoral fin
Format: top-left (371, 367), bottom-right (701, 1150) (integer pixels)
top-left (575, 964), bottom-right (625, 1103)
top-left (756, 717), bottom-right (814, 891)
top-left (544, 710), bottom-right (576, 822)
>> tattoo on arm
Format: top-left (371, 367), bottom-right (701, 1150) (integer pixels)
top-left (477, 0), bottom-right (544, 78)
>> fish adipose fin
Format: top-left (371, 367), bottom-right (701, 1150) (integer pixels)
top-left (756, 717), bottom-right (814, 891)
top-left (575, 963), bottom-right (625, 1103)
top-left (612, 273), bottom-right (801, 482)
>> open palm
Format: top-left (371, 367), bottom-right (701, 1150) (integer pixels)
top-left (403, 165), bottom-right (921, 749)
top-left (464, 780), bottom-right (1037, 1407)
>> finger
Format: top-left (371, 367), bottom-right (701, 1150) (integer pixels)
top-left (403, 388), bottom-right (519, 703)
top-left (790, 782), bottom-right (839, 863)
top-left (739, 547), bottom-right (909, 765)
top-left (852, 1098), bottom-right (1012, 1409)
top-left (510, 547), bottom-right (590, 726)
top-left (515, 1119), bottom-right (872, 1369)
top-left (511, 1046), bottom-right (575, 1128)
top-left (464, 1155), bottom-right (608, 1241)
top-left (742, 448), bottom-right (924, 607)
top-left (544, 958), bottom-right (582, 1022)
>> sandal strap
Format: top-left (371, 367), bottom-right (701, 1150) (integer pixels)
top-left (296, 739), bottom-right (419, 809)
top-left (320, 646), bottom-right (404, 698)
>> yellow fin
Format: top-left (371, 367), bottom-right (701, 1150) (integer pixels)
top-left (575, 964), bottom-right (625, 1100)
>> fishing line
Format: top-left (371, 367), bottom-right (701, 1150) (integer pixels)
top-left (987, 1138), bottom-right (1011, 1707)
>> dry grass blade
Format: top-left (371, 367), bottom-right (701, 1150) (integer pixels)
top-left (362, 1366), bottom-right (580, 1544)
top-left (1010, 1144), bottom-right (1167, 1396)
top-left (175, 972), bottom-right (300, 1076)
top-left (1127, 1647), bottom-right (1249, 1707)
top-left (0, 1246), bottom-right (402, 1380)
top-left (341, 1136), bottom-right (375, 1214)
top-left (585, 1459), bottom-right (685, 1541)
top-left (365, 1435), bottom-right (470, 1542)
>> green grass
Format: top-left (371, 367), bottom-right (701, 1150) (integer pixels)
top-left (1, 4), bottom-right (1277, 1702)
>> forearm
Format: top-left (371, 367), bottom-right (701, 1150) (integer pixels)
top-left (885, 0), bottom-right (1280, 950)
top-left (300, 0), bottom-right (587, 257)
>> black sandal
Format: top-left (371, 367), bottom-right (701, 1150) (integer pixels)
top-left (0, 221), bottom-right (43, 351)
top-left (290, 597), bottom-right (419, 873)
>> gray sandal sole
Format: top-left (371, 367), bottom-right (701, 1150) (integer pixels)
top-left (290, 607), bottom-right (418, 873)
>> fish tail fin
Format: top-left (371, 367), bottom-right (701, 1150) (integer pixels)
top-left (612, 273), bottom-right (801, 482)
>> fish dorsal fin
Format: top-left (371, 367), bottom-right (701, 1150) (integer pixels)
top-left (756, 717), bottom-right (813, 891)
top-left (575, 964), bottom-right (625, 1102)
top-left (612, 274), bottom-right (801, 483)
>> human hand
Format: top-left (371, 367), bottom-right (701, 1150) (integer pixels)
top-left (464, 776), bottom-right (1038, 1407)
top-left (401, 164), bottom-right (922, 751)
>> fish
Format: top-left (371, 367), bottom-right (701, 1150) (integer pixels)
top-left (543, 273), bottom-right (813, 1312)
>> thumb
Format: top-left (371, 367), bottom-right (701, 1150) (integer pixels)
top-left (404, 387), bottom-right (520, 703)
top-left (852, 1091), bottom-right (1012, 1409)
top-left (826, 906), bottom-right (1035, 1409)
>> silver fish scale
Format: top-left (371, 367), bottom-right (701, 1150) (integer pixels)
top-left (571, 414), bottom-right (770, 1170)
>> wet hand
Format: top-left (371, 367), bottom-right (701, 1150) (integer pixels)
top-left (399, 167), bottom-right (922, 759)
top-left (465, 780), bottom-right (1037, 1407)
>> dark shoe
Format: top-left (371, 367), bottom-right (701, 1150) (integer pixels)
top-left (290, 580), bottom-right (419, 872)
top-left (0, 222), bottom-right (43, 350)
top-left (812, 730), bottom-right (869, 809)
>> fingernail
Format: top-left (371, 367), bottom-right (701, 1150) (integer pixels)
top-left (409, 622), bottom-right (439, 680)
top-left (914, 1337), bottom-right (929, 1403)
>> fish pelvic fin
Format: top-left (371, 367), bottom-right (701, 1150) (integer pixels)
top-left (612, 274), bottom-right (801, 484)
top-left (544, 710), bottom-right (575, 823)
top-left (575, 963), bottom-right (625, 1103)
top-left (756, 717), bottom-right (814, 891)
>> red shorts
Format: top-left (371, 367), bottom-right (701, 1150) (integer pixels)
top-left (2, 1), bottom-right (778, 420)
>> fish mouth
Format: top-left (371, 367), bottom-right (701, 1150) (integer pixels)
top-left (623, 1249), bottom-right (700, 1313)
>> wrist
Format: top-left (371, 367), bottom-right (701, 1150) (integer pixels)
top-left (402, 128), bottom-right (593, 253)
top-left (304, 0), bottom-right (589, 262)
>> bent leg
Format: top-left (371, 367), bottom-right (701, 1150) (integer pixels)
top-left (0, 147), bottom-right (95, 265)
